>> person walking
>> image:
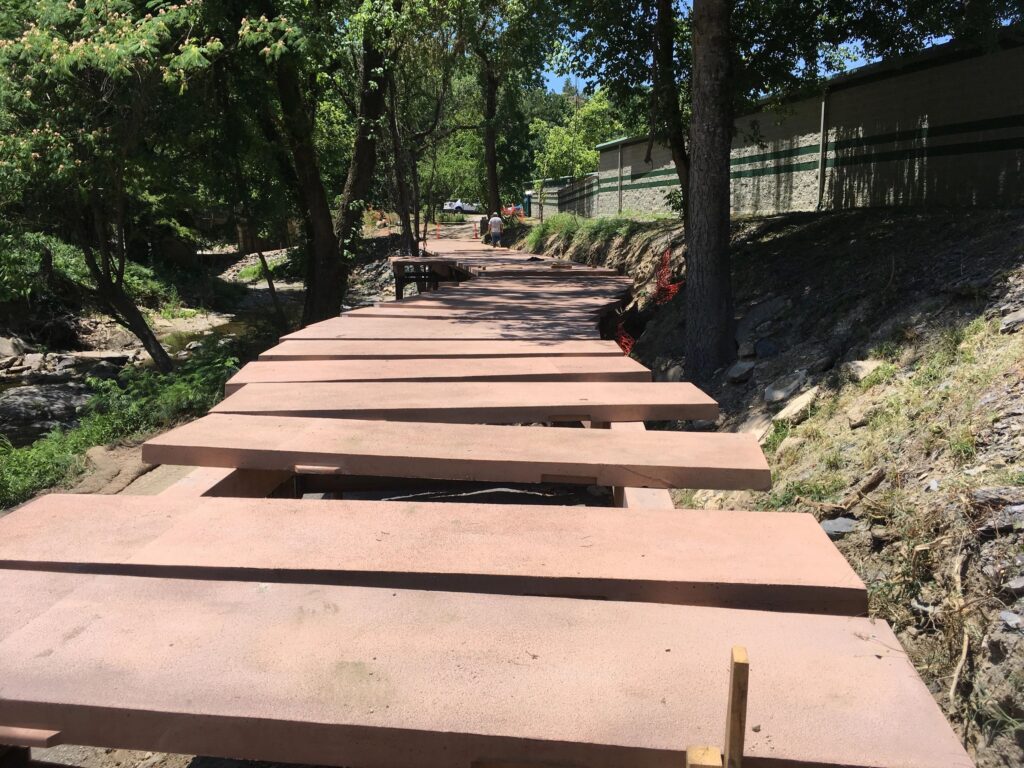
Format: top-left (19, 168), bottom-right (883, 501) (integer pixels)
top-left (488, 211), bottom-right (503, 248)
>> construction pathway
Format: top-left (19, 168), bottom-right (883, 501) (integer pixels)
top-left (0, 232), bottom-right (973, 768)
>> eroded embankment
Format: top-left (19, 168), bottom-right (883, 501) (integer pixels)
top-left (528, 208), bottom-right (1024, 768)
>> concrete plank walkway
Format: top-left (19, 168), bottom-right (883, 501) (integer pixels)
top-left (141, 413), bottom-right (772, 490)
top-left (259, 339), bottom-right (625, 360)
top-left (0, 573), bottom-right (970, 768)
top-left (223, 356), bottom-right (651, 394)
top-left (0, 494), bottom-right (865, 614)
top-left (211, 381), bottom-right (718, 422)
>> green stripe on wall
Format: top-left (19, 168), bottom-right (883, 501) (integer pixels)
top-left (730, 143), bottom-right (820, 166)
top-left (831, 113), bottom-right (1024, 151)
top-left (828, 134), bottom-right (1024, 167)
top-left (559, 129), bottom-right (1024, 210)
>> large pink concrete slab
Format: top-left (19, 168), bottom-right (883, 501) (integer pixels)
top-left (142, 414), bottom-right (770, 490)
top-left (0, 495), bottom-right (864, 614)
top-left (282, 315), bottom-right (599, 340)
top-left (0, 570), bottom-right (84, 642)
top-left (609, 421), bottom-right (676, 508)
top-left (211, 381), bottom-right (716, 423)
top-left (0, 574), bottom-right (970, 768)
top-left (223, 357), bottom-right (651, 394)
top-left (259, 339), bottom-right (624, 360)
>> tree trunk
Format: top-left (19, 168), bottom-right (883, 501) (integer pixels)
top-left (332, 20), bottom-right (390, 296)
top-left (386, 74), bottom-right (415, 255)
top-left (275, 55), bottom-right (345, 326)
top-left (684, 0), bottom-right (734, 383)
top-left (80, 241), bottom-right (173, 373)
top-left (653, 0), bottom-right (690, 218)
top-left (255, 248), bottom-right (288, 331)
top-left (410, 151), bottom-right (422, 252)
top-left (481, 62), bottom-right (501, 215)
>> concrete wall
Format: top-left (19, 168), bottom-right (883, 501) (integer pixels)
top-left (562, 39), bottom-right (1024, 218)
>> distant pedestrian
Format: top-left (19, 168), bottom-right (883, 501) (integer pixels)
top-left (488, 212), bottom-right (503, 247)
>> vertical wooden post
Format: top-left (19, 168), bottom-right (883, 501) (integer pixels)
top-left (724, 645), bottom-right (750, 768)
top-left (685, 746), bottom-right (722, 768)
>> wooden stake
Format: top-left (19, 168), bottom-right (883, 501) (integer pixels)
top-left (685, 746), bottom-right (722, 768)
top-left (724, 645), bottom-right (750, 768)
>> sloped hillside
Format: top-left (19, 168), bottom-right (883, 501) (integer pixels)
top-left (533, 207), bottom-right (1024, 767)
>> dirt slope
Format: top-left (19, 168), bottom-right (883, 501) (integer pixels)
top-left (540, 207), bottom-right (1024, 766)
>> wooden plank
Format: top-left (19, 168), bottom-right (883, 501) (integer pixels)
top-left (281, 316), bottom-right (599, 341)
top-left (724, 646), bottom-right (750, 768)
top-left (211, 382), bottom-right (717, 423)
top-left (0, 573), bottom-right (973, 768)
top-left (259, 339), bottom-right (625, 360)
top-left (0, 495), bottom-right (867, 615)
top-left (142, 414), bottom-right (771, 491)
top-left (223, 357), bottom-right (651, 394)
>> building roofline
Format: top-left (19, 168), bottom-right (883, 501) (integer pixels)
top-left (595, 26), bottom-right (1023, 153)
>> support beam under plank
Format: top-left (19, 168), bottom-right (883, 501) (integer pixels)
top-left (0, 495), bottom-right (866, 615)
top-left (223, 357), bottom-right (651, 394)
top-left (141, 414), bottom-right (771, 491)
top-left (259, 339), bottom-right (625, 360)
top-left (157, 467), bottom-right (293, 498)
top-left (0, 573), bottom-right (973, 768)
top-left (609, 422), bottom-right (676, 509)
top-left (211, 382), bottom-right (717, 423)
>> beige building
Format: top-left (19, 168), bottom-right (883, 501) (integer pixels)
top-left (538, 35), bottom-right (1024, 217)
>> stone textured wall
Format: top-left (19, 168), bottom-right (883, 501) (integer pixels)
top-left (561, 42), bottom-right (1024, 218)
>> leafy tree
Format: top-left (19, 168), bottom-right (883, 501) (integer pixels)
top-left (0, 0), bottom-right (224, 371)
top-left (466, 0), bottom-right (556, 214)
top-left (532, 89), bottom-right (624, 180)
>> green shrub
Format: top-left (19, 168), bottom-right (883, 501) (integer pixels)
top-left (0, 345), bottom-right (239, 509)
top-left (523, 213), bottom-right (581, 252)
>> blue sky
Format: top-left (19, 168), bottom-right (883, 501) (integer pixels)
top-left (541, 36), bottom-right (954, 93)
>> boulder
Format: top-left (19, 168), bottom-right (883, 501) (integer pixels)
top-left (775, 435), bottom-right (806, 457)
top-left (1004, 576), bottom-right (1024, 597)
top-left (734, 295), bottom-right (790, 344)
top-left (821, 517), bottom-right (858, 540)
top-left (0, 383), bottom-right (92, 446)
top-left (726, 360), bottom-right (755, 383)
top-left (737, 341), bottom-right (756, 359)
top-left (0, 336), bottom-right (27, 357)
top-left (773, 386), bottom-right (819, 425)
top-left (843, 359), bottom-right (884, 382)
top-left (1000, 308), bottom-right (1024, 334)
top-left (738, 410), bottom-right (773, 442)
top-left (21, 352), bottom-right (45, 371)
top-left (847, 401), bottom-right (880, 429)
top-left (754, 337), bottom-right (781, 358)
top-left (764, 370), bottom-right (807, 404)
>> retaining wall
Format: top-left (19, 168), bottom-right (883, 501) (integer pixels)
top-left (551, 38), bottom-right (1024, 217)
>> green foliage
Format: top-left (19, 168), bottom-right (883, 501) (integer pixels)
top-left (524, 213), bottom-right (642, 253)
top-left (524, 213), bottom-right (582, 251)
top-left (762, 421), bottom-right (791, 454)
top-left (0, 345), bottom-right (238, 509)
top-left (0, 230), bottom-right (178, 309)
top-left (859, 361), bottom-right (899, 389)
top-left (759, 474), bottom-right (846, 510)
top-left (532, 89), bottom-right (624, 180)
